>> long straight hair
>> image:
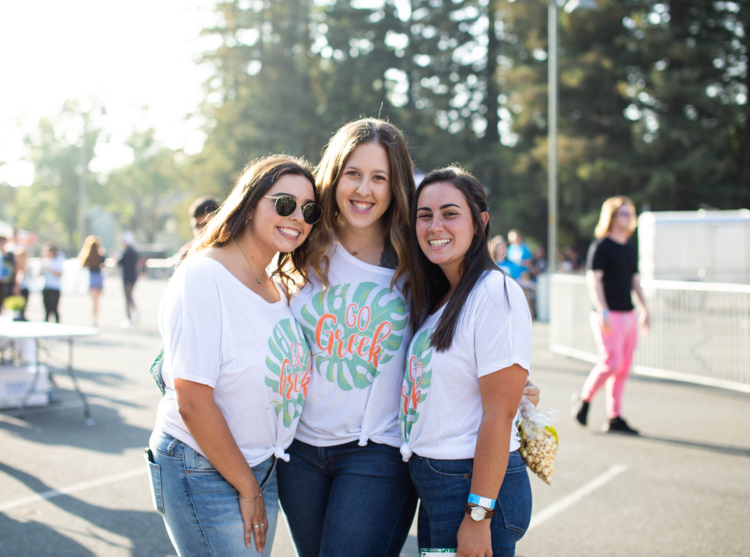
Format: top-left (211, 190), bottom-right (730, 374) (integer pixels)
top-left (188, 154), bottom-right (317, 295)
top-left (407, 167), bottom-right (499, 352)
top-left (78, 235), bottom-right (104, 268)
top-left (307, 119), bottom-right (416, 290)
top-left (594, 196), bottom-right (636, 239)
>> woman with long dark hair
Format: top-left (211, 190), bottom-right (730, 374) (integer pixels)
top-left (400, 167), bottom-right (533, 557)
top-left (145, 155), bottom-right (321, 557)
top-left (78, 235), bottom-right (105, 326)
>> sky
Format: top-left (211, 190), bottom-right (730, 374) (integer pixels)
top-left (0, 0), bottom-right (219, 187)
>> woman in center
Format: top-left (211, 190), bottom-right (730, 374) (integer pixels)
top-left (399, 167), bottom-right (533, 557)
top-left (278, 119), bottom-right (418, 556)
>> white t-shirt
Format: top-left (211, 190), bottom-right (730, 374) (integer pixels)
top-left (41, 256), bottom-right (64, 290)
top-left (154, 256), bottom-right (312, 467)
top-left (289, 243), bottom-right (412, 448)
top-left (399, 270), bottom-right (531, 461)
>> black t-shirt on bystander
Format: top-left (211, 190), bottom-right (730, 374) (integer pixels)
top-left (586, 238), bottom-right (638, 311)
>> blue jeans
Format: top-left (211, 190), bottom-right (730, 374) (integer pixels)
top-left (146, 431), bottom-right (279, 557)
top-left (409, 450), bottom-right (532, 557)
top-left (277, 439), bottom-right (418, 557)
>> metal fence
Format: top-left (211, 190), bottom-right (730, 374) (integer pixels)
top-left (550, 274), bottom-right (750, 393)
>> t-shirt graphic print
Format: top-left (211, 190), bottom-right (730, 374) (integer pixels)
top-left (265, 318), bottom-right (312, 428)
top-left (399, 326), bottom-right (433, 443)
top-left (289, 244), bottom-right (412, 448)
top-left (297, 282), bottom-right (407, 391)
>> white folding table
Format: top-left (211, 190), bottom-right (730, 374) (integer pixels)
top-left (0, 321), bottom-right (99, 423)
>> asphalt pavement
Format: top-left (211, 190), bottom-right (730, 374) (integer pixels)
top-left (0, 275), bottom-right (748, 557)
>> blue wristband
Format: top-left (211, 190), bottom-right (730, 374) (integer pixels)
top-left (601, 309), bottom-right (610, 317)
top-left (467, 493), bottom-right (496, 510)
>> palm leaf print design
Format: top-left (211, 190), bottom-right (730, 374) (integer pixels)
top-left (297, 282), bottom-right (407, 391)
top-left (265, 318), bottom-right (312, 428)
top-left (399, 327), bottom-right (433, 442)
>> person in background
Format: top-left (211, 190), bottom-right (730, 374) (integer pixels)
top-left (530, 247), bottom-right (547, 278)
top-left (561, 246), bottom-right (581, 273)
top-left (118, 232), bottom-right (139, 327)
top-left (488, 235), bottom-right (526, 281)
top-left (572, 196), bottom-right (650, 435)
top-left (177, 196), bottom-right (220, 260)
top-left (0, 236), bottom-right (16, 313)
top-left (506, 230), bottom-right (533, 273)
top-left (15, 246), bottom-right (30, 321)
top-left (41, 243), bottom-right (63, 323)
top-left (79, 235), bottom-right (106, 327)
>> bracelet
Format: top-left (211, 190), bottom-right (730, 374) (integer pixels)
top-left (601, 309), bottom-right (610, 317)
top-left (239, 492), bottom-right (263, 503)
top-left (467, 493), bottom-right (496, 510)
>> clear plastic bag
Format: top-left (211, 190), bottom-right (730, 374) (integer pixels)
top-left (517, 398), bottom-right (559, 485)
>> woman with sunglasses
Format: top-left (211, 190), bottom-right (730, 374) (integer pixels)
top-left (146, 155), bottom-right (322, 557)
top-left (400, 167), bottom-right (532, 557)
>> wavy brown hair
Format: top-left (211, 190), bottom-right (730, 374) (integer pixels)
top-left (188, 154), bottom-right (317, 295)
top-left (408, 166), bottom-right (498, 352)
top-left (307, 119), bottom-right (416, 291)
top-left (78, 235), bottom-right (104, 269)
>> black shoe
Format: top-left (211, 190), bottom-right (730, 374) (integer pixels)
top-left (602, 416), bottom-right (639, 435)
top-left (571, 394), bottom-right (589, 426)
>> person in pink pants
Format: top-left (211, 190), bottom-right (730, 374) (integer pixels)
top-left (573, 196), bottom-right (650, 434)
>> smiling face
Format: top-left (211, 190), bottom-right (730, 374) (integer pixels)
top-left (247, 174), bottom-right (316, 255)
top-left (416, 182), bottom-right (486, 276)
top-left (335, 142), bottom-right (393, 231)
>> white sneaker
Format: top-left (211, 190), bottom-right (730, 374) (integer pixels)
top-left (131, 310), bottom-right (140, 326)
top-left (120, 319), bottom-right (131, 329)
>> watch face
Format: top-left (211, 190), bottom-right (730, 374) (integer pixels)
top-left (470, 507), bottom-right (486, 521)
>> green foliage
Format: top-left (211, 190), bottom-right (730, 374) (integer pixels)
top-left (13, 112), bottom-right (101, 254)
top-left (105, 129), bottom-right (186, 243)
top-left (8, 1), bottom-right (749, 254)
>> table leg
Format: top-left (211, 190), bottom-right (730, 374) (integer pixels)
top-left (67, 338), bottom-right (94, 425)
top-left (17, 339), bottom-right (41, 419)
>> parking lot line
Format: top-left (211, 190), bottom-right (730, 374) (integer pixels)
top-left (527, 464), bottom-right (628, 532)
top-left (0, 467), bottom-right (146, 512)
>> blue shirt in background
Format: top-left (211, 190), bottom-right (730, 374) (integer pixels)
top-left (497, 259), bottom-right (526, 280)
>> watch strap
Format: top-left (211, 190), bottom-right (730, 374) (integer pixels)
top-left (465, 504), bottom-right (497, 520)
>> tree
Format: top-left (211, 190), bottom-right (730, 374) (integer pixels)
top-left (14, 111), bottom-right (101, 254)
top-left (105, 129), bottom-right (186, 244)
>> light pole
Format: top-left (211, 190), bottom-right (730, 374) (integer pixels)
top-left (62, 102), bottom-right (105, 251)
top-left (546, 0), bottom-right (598, 272)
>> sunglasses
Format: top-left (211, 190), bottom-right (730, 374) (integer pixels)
top-left (265, 195), bottom-right (322, 225)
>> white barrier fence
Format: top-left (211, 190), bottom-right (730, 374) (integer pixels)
top-left (550, 274), bottom-right (750, 393)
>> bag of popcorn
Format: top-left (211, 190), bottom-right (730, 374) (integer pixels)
top-left (517, 398), bottom-right (559, 485)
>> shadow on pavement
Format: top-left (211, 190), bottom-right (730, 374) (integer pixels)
top-left (635, 434), bottom-right (750, 458)
top-left (0, 511), bottom-right (94, 557)
top-left (0, 463), bottom-right (174, 557)
top-left (0, 402), bottom-right (152, 454)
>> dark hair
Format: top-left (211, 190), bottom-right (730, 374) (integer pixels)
top-left (189, 196), bottom-right (220, 221)
top-left (407, 166), bottom-right (498, 352)
top-left (308, 119), bottom-right (416, 291)
top-left (43, 242), bottom-right (59, 256)
top-left (188, 155), bottom-right (317, 295)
